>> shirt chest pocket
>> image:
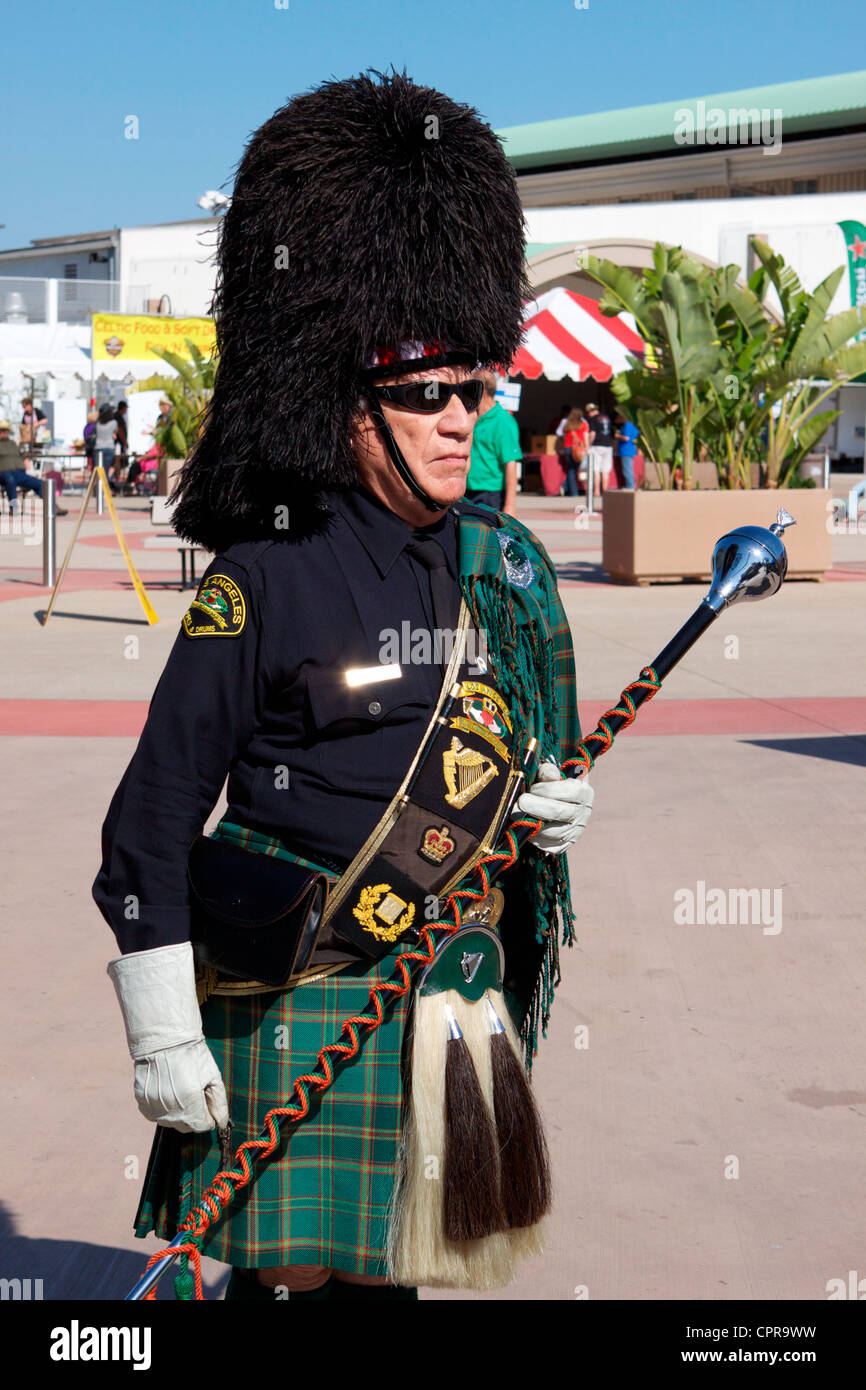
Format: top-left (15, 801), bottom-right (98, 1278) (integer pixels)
top-left (304, 664), bottom-right (439, 735)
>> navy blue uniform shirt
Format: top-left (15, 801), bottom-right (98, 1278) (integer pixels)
top-left (93, 485), bottom-right (463, 954)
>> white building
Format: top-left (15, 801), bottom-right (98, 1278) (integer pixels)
top-left (0, 218), bottom-right (218, 449)
top-left (0, 217), bottom-right (218, 318)
top-left (501, 69), bottom-right (866, 465)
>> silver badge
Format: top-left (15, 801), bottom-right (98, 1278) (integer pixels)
top-left (496, 530), bottom-right (534, 589)
top-left (460, 951), bottom-right (485, 984)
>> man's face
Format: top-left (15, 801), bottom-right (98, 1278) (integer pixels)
top-left (352, 363), bottom-right (478, 522)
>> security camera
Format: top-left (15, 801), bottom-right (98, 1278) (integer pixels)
top-left (196, 191), bottom-right (232, 214)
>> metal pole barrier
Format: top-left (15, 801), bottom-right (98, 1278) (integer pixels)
top-left (848, 477), bottom-right (866, 524)
top-left (823, 449), bottom-right (830, 492)
top-left (42, 477), bottom-right (56, 587)
top-left (587, 448), bottom-right (596, 513)
top-left (96, 467), bottom-right (105, 516)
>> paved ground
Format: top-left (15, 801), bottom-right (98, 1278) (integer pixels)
top-left (1, 487), bottom-right (864, 1301)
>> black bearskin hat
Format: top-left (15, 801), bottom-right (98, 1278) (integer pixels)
top-left (170, 68), bottom-right (529, 551)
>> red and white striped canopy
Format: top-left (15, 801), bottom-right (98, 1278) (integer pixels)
top-left (511, 286), bottom-right (644, 382)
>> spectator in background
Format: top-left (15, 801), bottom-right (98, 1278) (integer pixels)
top-left (111, 401), bottom-right (129, 488)
top-left (93, 404), bottom-right (120, 493)
top-left (586, 403), bottom-right (614, 468)
top-left (127, 396), bottom-right (171, 494)
top-left (614, 412), bottom-right (639, 489)
top-left (584, 401), bottom-right (615, 497)
top-left (548, 402), bottom-right (572, 437)
top-left (20, 397), bottom-right (48, 452)
top-left (562, 407), bottom-right (589, 497)
top-left (114, 400), bottom-right (129, 453)
top-left (148, 397), bottom-right (172, 438)
top-left (21, 397), bottom-right (47, 429)
top-left (83, 409), bottom-right (98, 470)
top-left (465, 371), bottom-right (520, 515)
top-left (126, 441), bottom-right (162, 495)
top-left (0, 419), bottom-right (67, 513)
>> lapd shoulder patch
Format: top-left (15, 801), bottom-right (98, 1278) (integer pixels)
top-left (182, 573), bottom-right (246, 637)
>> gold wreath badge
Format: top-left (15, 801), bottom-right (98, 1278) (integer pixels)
top-left (352, 883), bottom-right (416, 942)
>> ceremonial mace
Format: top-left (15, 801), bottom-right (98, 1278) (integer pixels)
top-left (125, 509), bottom-right (795, 1300)
top-left (548, 506), bottom-right (795, 777)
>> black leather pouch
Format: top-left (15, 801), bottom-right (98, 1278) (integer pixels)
top-left (187, 834), bottom-right (330, 987)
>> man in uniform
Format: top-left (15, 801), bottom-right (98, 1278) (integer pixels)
top-left (93, 70), bottom-right (594, 1301)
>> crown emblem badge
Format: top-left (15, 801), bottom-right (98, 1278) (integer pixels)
top-left (418, 824), bottom-right (456, 865)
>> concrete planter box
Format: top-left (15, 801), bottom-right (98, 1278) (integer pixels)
top-left (643, 460), bottom-right (721, 489)
top-left (157, 454), bottom-right (187, 498)
top-left (602, 487), bottom-right (832, 585)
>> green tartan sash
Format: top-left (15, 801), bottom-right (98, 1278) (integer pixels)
top-left (455, 507), bottom-right (580, 1062)
top-left (210, 819), bottom-right (341, 879)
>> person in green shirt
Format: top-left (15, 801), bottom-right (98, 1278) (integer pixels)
top-left (465, 372), bottom-right (521, 514)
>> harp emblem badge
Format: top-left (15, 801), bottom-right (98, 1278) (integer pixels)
top-left (442, 737), bottom-right (498, 809)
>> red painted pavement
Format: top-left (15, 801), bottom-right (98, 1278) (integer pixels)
top-left (0, 700), bottom-right (150, 735)
top-left (0, 568), bottom-right (185, 602)
top-left (1, 696), bottom-right (863, 738)
top-left (579, 696), bottom-right (865, 737)
top-left (824, 565), bottom-right (866, 581)
top-left (77, 531), bottom-right (160, 549)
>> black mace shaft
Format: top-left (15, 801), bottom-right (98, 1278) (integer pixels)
top-left (496, 599), bottom-right (718, 867)
top-left (501, 509), bottom-right (796, 857)
top-left (567, 598), bottom-right (717, 769)
top-left (640, 596), bottom-right (719, 683)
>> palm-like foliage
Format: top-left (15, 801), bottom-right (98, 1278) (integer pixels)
top-left (744, 241), bottom-right (866, 483)
top-left (132, 339), bottom-right (217, 459)
top-left (586, 242), bottom-right (866, 488)
top-left (587, 247), bottom-right (729, 486)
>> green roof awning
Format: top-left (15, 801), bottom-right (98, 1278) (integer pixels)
top-left (498, 70), bottom-right (866, 171)
top-left (524, 241), bottom-right (572, 259)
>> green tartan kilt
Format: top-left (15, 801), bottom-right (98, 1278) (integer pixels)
top-left (134, 942), bottom-right (413, 1275)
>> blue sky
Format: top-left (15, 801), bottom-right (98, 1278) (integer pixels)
top-left (0, 0), bottom-right (862, 250)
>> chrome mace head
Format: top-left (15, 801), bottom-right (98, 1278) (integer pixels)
top-left (705, 508), bottom-right (796, 612)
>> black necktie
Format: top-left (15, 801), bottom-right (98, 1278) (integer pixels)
top-left (405, 533), bottom-right (461, 657)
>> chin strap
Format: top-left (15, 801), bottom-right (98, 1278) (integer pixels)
top-left (368, 401), bottom-right (445, 515)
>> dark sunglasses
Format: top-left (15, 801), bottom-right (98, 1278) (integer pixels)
top-left (371, 378), bottom-right (484, 414)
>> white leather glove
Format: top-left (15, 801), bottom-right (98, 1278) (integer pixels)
top-left (516, 760), bottom-right (595, 855)
top-left (107, 940), bottom-right (229, 1133)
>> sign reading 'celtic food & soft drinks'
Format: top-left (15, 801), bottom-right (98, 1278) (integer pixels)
top-left (91, 313), bottom-right (216, 361)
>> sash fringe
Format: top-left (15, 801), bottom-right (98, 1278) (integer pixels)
top-left (463, 571), bottom-right (577, 1070)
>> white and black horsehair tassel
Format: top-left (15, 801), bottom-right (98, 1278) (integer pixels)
top-left (443, 1001), bottom-right (505, 1241)
top-left (486, 995), bottom-right (553, 1228)
top-left (386, 985), bottom-right (546, 1290)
